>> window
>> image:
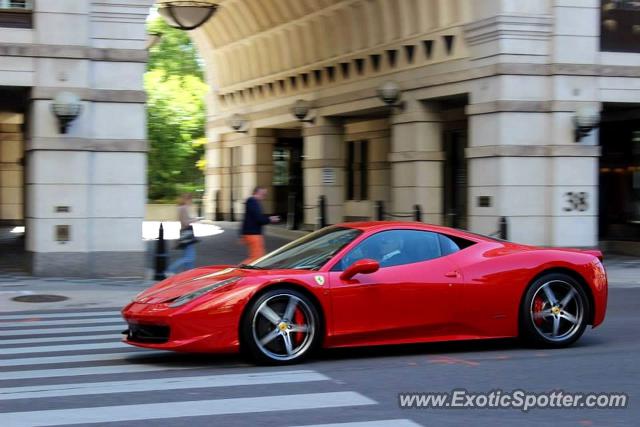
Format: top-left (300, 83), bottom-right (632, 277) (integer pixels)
top-left (347, 140), bottom-right (368, 201)
top-left (0, 0), bottom-right (32, 10)
top-left (252, 226), bottom-right (362, 270)
top-left (601, 0), bottom-right (640, 53)
top-left (272, 147), bottom-right (290, 186)
top-left (333, 230), bottom-right (475, 270)
top-left (0, 0), bottom-right (32, 28)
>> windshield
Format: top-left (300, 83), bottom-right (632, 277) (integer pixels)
top-left (250, 226), bottom-right (362, 270)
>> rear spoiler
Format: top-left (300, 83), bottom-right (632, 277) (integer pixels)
top-left (582, 249), bottom-right (603, 262)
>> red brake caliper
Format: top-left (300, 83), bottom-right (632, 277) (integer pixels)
top-left (293, 308), bottom-right (305, 345)
top-left (533, 297), bottom-right (545, 326)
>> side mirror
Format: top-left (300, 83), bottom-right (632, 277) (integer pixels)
top-left (340, 259), bottom-right (379, 281)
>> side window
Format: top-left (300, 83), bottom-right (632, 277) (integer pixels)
top-left (438, 233), bottom-right (476, 256)
top-left (334, 230), bottom-right (443, 270)
top-left (439, 234), bottom-right (461, 256)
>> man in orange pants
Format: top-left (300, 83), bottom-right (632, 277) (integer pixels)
top-left (240, 187), bottom-right (279, 264)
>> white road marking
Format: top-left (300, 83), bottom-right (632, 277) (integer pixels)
top-left (0, 317), bottom-right (123, 328)
top-left (2, 362), bottom-right (198, 380)
top-left (0, 334), bottom-right (121, 345)
top-left (0, 392), bottom-right (376, 426)
top-left (0, 341), bottom-right (127, 355)
top-left (291, 421), bottom-right (423, 427)
top-left (0, 311), bottom-right (119, 320)
top-left (0, 370), bottom-right (329, 400)
top-left (0, 351), bottom-right (164, 367)
top-left (0, 324), bottom-right (123, 337)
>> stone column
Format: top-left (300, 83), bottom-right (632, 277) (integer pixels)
top-left (24, 0), bottom-right (152, 277)
top-left (302, 118), bottom-right (345, 227)
top-left (0, 114), bottom-right (23, 225)
top-left (215, 129), bottom-right (275, 220)
top-left (389, 99), bottom-right (444, 224)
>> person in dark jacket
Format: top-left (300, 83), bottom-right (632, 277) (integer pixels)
top-left (240, 186), bottom-right (279, 264)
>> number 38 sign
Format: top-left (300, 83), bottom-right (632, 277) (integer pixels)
top-left (563, 192), bottom-right (589, 212)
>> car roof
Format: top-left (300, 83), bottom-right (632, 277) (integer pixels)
top-left (333, 221), bottom-right (491, 243)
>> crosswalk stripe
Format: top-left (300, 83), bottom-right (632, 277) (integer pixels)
top-left (0, 341), bottom-right (126, 355)
top-left (0, 370), bottom-right (329, 400)
top-left (0, 311), bottom-right (119, 320)
top-left (291, 421), bottom-right (422, 427)
top-left (0, 391), bottom-right (376, 426)
top-left (0, 324), bottom-right (122, 337)
top-left (0, 333), bottom-right (121, 345)
top-left (2, 362), bottom-right (199, 380)
top-left (0, 317), bottom-right (123, 328)
top-left (0, 351), bottom-right (162, 367)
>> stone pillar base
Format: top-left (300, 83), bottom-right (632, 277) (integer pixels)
top-left (30, 251), bottom-right (146, 278)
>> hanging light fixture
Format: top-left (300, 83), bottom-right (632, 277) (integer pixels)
top-left (156, 1), bottom-right (220, 31)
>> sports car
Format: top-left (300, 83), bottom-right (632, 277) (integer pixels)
top-left (122, 221), bottom-right (608, 364)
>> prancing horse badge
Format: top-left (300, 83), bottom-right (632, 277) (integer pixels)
top-left (314, 275), bottom-right (325, 286)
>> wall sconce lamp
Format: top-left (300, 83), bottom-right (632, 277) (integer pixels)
top-left (291, 99), bottom-right (315, 124)
top-left (377, 81), bottom-right (405, 110)
top-left (574, 105), bottom-right (600, 142)
top-left (50, 92), bottom-right (82, 134)
top-left (227, 113), bottom-right (249, 133)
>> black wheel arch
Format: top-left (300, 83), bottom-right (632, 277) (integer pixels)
top-left (519, 267), bottom-right (595, 326)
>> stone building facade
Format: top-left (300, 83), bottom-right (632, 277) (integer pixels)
top-left (192, 0), bottom-right (640, 252)
top-left (0, 0), bottom-right (153, 276)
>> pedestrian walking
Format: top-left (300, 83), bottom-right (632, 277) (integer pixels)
top-left (166, 193), bottom-right (200, 275)
top-left (240, 186), bottom-right (279, 264)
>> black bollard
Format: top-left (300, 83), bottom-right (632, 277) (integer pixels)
top-left (375, 200), bottom-right (384, 221)
top-left (153, 223), bottom-right (169, 280)
top-left (499, 216), bottom-right (508, 240)
top-left (414, 204), bottom-right (422, 222)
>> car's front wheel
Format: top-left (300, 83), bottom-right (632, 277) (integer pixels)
top-left (520, 273), bottom-right (590, 347)
top-left (241, 288), bottom-right (320, 364)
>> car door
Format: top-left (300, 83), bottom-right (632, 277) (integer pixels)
top-left (327, 229), bottom-right (462, 346)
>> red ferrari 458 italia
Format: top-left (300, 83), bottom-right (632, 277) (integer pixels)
top-left (122, 222), bottom-right (608, 364)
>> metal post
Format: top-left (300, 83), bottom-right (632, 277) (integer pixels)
top-left (287, 192), bottom-right (297, 230)
top-left (317, 195), bottom-right (327, 230)
top-left (153, 223), bottom-right (168, 280)
top-left (375, 200), bottom-right (384, 221)
top-left (414, 204), bottom-right (422, 222)
top-left (499, 216), bottom-right (508, 240)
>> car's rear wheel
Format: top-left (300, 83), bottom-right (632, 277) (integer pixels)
top-left (241, 288), bottom-right (320, 364)
top-left (520, 273), bottom-right (590, 347)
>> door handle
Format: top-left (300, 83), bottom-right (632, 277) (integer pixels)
top-left (444, 271), bottom-right (459, 278)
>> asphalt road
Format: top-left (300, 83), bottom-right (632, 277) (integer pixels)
top-left (0, 286), bottom-right (638, 427)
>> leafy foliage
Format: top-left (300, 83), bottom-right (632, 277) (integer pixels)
top-left (146, 17), bottom-right (208, 202)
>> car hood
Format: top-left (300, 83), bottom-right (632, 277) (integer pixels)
top-left (133, 265), bottom-right (303, 304)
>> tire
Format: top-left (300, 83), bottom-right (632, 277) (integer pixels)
top-left (519, 273), bottom-right (590, 348)
top-left (241, 288), bottom-right (321, 364)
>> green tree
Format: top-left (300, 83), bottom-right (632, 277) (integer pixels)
top-left (146, 17), bottom-right (207, 202)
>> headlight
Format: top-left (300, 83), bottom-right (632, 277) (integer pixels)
top-left (168, 277), bottom-right (241, 308)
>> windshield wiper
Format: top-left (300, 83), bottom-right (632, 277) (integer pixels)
top-left (237, 264), bottom-right (264, 270)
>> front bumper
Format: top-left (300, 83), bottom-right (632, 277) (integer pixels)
top-left (121, 301), bottom-right (240, 353)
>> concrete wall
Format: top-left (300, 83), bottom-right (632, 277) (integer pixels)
top-left (0, 0), bottom-right (153, 276)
